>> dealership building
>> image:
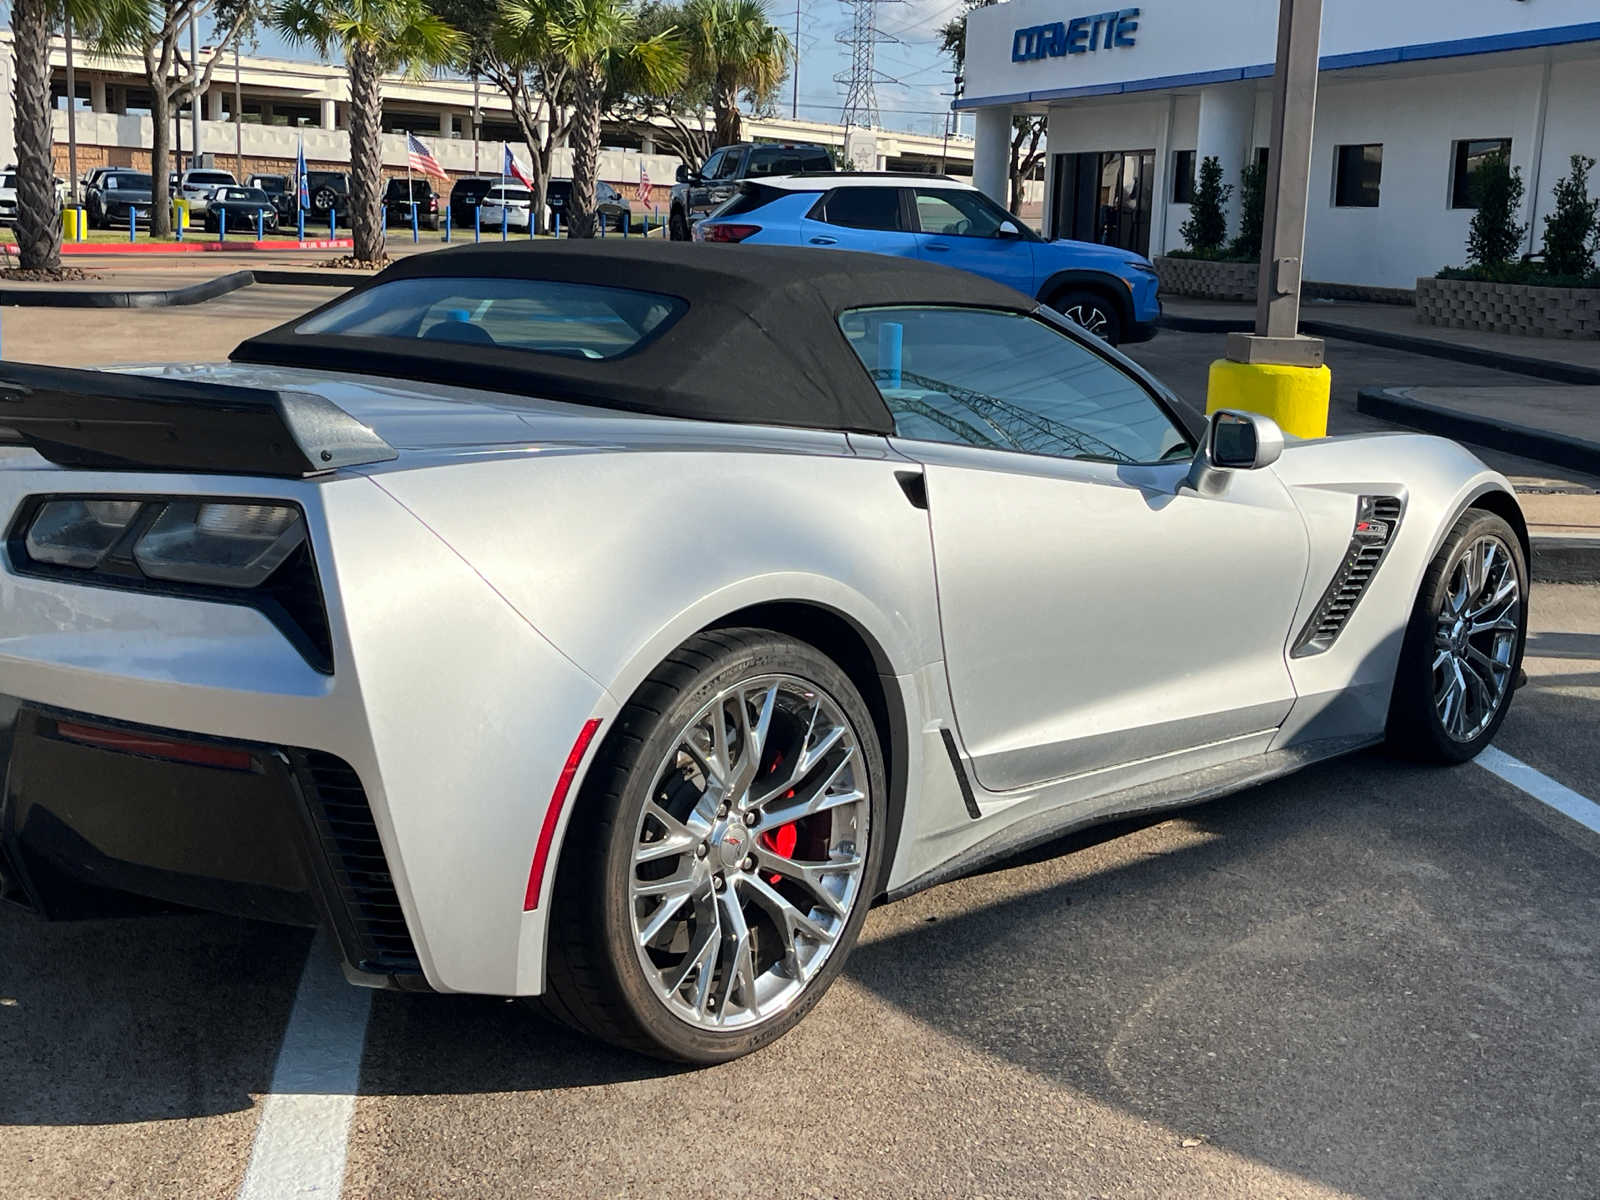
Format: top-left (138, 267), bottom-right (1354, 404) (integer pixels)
top-left (958, 0), bottom-right (1600, 288)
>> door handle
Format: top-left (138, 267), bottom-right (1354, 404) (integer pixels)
top-left (925, 242), bottom-right (951, 252)
top-left (809, 236), bottom-right (837, 245)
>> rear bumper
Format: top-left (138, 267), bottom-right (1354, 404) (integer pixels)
top-left (0, 700), bottom-right (425, 987)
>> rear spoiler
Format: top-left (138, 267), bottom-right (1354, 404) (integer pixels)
top-left (0, 361), bottom-right (397, 477)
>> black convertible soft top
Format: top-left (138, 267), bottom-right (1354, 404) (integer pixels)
top-left (231, 240), bottom-right (1039, 436)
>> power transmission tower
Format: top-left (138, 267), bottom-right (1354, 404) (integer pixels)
top-left (835, 0), bottom-right (901, 130)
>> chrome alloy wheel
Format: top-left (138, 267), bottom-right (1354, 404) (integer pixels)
top-left (628, 674), bottom-right (870, 1032)
top-left (1433, 535), bottom-right (1521, 742)
top-left (1062, 302), bottom-right (1111, 340)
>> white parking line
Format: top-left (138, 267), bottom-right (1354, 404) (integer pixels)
top-left (237, 931), bottom-right (372, 1200)
top-left (1478, 746), bottom-right (1600, 837)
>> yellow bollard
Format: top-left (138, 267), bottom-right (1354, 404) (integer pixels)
top-left (172, 198), bottom-right (190, 232)
top-left (62, 207), bottom-right (84, 240)
top-left (1206, 358), bottom-right (1331, 439)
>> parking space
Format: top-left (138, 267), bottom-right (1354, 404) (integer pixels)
top-left (3, 583), bottom-right (1596, 1200)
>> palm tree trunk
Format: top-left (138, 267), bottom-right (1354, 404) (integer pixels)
top-left (713, 82), bottom-right (740, 148)
top-left (149, 89), bottom-right (174, 239)
top-left (12, 0), bottom-right (61, 272)
top-left (346, 43), bottom-right (386, 262)
top-left (567, 67), bottom-right (604, 240)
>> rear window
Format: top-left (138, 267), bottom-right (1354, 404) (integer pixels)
top-left (188, 171), bottom-right (234, 185)
top-left (452, 179), bottom-right (494, 199)
top-left (295, 277), bottom-right (686, 361)
top-left (747, 146), bottom-right (832, 176)
top-left (107, 174), bottom-right (153, 190)
top-left (711, 182), bottom-right (793, 219)
top-left (1, 174), bottom-right (13, 189)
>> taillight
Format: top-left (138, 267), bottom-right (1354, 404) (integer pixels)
top-left (701, 223), bottom-right (761, 243)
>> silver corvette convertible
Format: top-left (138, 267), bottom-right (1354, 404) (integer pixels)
top-left (0, 242), bottom-right (1527, 1062)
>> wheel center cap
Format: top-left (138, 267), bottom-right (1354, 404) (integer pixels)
top-left (712, 820), bottom-right (749, 870)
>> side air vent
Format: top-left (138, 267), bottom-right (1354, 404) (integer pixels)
top-left (291, 749), bottom-right (421, 975)
top-left (1292, 495), bottom-right (1404, 658)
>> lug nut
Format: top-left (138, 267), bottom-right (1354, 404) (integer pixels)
top-left (695, 843), bottom-right (708, 858)
top-left (743, 811), bottom-right (757, 827)
top-left (718, 803), bottom-right (730, 818)
top-left (742, 855), bottom-right (757, 872)
top-left (713, 874), bottom-right (726, 891)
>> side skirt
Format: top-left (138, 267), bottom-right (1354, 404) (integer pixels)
top-left (883, 734), bottom-right (1378, 902)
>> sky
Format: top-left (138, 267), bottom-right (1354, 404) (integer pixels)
top-left (241, 0), bottom-right (973, 139)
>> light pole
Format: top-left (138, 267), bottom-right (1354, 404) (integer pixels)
top-left (234, 42), bottom-right (243, 179)
top-left (189, 14), bottom-right (202, 167)
top-left (1210, 0), bottom-right (1330, 439)
top-left (64, 18), bottom-right (78, 205)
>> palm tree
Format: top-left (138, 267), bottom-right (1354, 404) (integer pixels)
top-left (504, 0), bottom-right (682, 239)
top-left (9, 0), bottom-right (146, 273)
top-left (682, 0), bottom-right (788, 148)
top-left (275, 0), bottom-right (462, 263)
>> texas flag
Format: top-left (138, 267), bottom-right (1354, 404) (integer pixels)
top-left (503, 144), bottom-right (535, 190)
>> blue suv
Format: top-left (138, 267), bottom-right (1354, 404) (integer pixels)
top-left (695, 174), bottom-right (1161, 345)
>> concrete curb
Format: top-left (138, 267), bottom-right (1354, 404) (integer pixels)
top-left (1356, 386), bottom-right (1600, 477)
top-left (1159, 313), bottom-right (1600, 387)
top-left (1531, 537), bottom-right (1600, 585)
top-left (0, 269), bottom-right (256, 309)
top-left (249, 269), bottom-right (364, 288)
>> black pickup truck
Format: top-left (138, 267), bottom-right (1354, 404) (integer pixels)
top-left (668, 142), bottom-right (833, 240)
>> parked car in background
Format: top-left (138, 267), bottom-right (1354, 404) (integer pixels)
top-left (248, 173), bottom-right (296, 221)
top-left (669, 142), bottom-right (834, 240)
top-left (0, 171), bottom-right (17, 225)
top-left (84, 168), bottom-right (144, 227)
top-left (178, 168), bottom-right (239, 215)
top-left (90, 171), bottom-right (156, 228)
top-left (696, 175), bottom-right (1162, 345)
top-left (384, 178), bottom-right (441, 230)
top-left (203, 186), bottom-right (280, 233)
top-left (448, 176), bottom-right (498, 228)
top-left (304, 170), bottom-right (350, 217)
top-left (478, 183), bottom-right (533, 231)
top-left (546, 178), bottom-right (632, 232)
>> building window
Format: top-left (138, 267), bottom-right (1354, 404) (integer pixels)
top-left (1333, 143), bottom-right (1383, 208)
top-left (1255, 146), bottom-right (1269, 173)
top-left (1451, 138), bottom-right (1512, 209)
top-left (1171, 150), bottom-right (1195, 204)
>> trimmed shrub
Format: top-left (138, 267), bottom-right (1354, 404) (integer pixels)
top-left (1466, 151), bottom-right (1527, 270)
top-left (1230, 158), bottom-right (1266, 261)
top-left (1542, 154), bottom-right (1599, 281)
top-left (1179, 155), bottom-right (1230, 255)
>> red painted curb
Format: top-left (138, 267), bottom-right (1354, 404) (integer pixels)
top-left (2, 238), bottom-right (354, 256)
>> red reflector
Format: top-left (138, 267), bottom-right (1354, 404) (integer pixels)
top-left (524, 718), bottom-right (603, 911)
top-left (702, 223), bottom-right (761, 243)
top-left (54, 720), bottom-right (254, 771)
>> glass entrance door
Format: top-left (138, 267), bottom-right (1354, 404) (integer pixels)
top-left (1050, 149), bottom-right (1156, 256)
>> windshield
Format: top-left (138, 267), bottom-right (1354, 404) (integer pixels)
top-left (0, 174), bottom-right (13, 189)
top-left (109, 174), bottom-right (153, 190)
top-left (295, 277), bottom-right (686, 361)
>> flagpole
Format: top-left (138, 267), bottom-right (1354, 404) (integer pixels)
top-left (501, 142), bottom-right (508, 241)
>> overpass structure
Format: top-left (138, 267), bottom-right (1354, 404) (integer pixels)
top-left (0, 35), bottom-right (973, 204)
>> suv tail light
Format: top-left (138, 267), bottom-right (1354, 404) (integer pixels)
top-left (700, 223), bottom-right (761, 243)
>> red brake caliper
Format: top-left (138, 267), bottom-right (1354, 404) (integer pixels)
top-left (759, 752), bottom-right (798, 883)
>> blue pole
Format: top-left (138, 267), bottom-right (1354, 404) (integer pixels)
top-left (444, 206), bottom-right (451, 243)
top-left (622, 210), bottom-right (629, 238)
top-left (129, 205), bottom-right (135, 242)
top-left (410, 201), bottom-right (419, 243)
top-left (257, 209), bottom-right (265, 241)
top-left (878, 322), bottom-right (904, 389)
top-left (77, 207), bottom-right (86, 243)
top-left (174, 205), bottom-right (183, 242)
top-left (553, 210), bottom-right (560, 239)
top-left (501, 205), bottom-right (507, 242)
top-left (474, 206), bottom-right (480, 243)
top-left (219, 206), bottom-right (226, 244)
top-left (600, 212), bottom-right (606, 238)
top-left (329, 209), bottom-right (335, 240)
top-left (298, 208), bottom-right (305, 242)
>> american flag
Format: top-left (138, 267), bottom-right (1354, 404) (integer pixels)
top-left (637, 165), bottom-right (652, 209)
top-left (406, 133), bottom-right (450, 183)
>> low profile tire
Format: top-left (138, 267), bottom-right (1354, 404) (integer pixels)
top-left (1386, 509), bottom-right (1527, 764)
top-left (669, 208), bottom-right (690, 241)
top-left (1052, 289), bottom-right (1123, 345)
top-left (544, 628), bottom-right (887, 1063)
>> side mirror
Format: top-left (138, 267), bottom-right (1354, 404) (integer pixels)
top-left (997, 219), bottom-right (1022, 238)
top-left (675, 164), bottom-right (692, 184)
top-left (1183, 409), bottom-right (1284, 494)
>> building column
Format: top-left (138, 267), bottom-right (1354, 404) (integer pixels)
top-left (110, 85), bottom-right (127, 115)
top-left (206, 88), bottom-right (224, 121)
top-left (89, 76), bottom-right (107, 113)
top-left (972, 104), bottom-right (1012, 208)
top-left (321, 97), bottom-right (337, 130)
top-left (439, 107), bottom-right (454, 138)
top-left (1194, 82), bottom-right (1255, 237)
top-left (640, 133), bottom-right (655, 155)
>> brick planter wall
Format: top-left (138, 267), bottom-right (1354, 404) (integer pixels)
top-left (1416, 276), bottom-right (1600, 339)
top-left (1154, 256), bottom-right (1258, 301)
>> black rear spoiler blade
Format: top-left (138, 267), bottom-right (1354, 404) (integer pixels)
top-left (0, 361), bottom-right (396, 477)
